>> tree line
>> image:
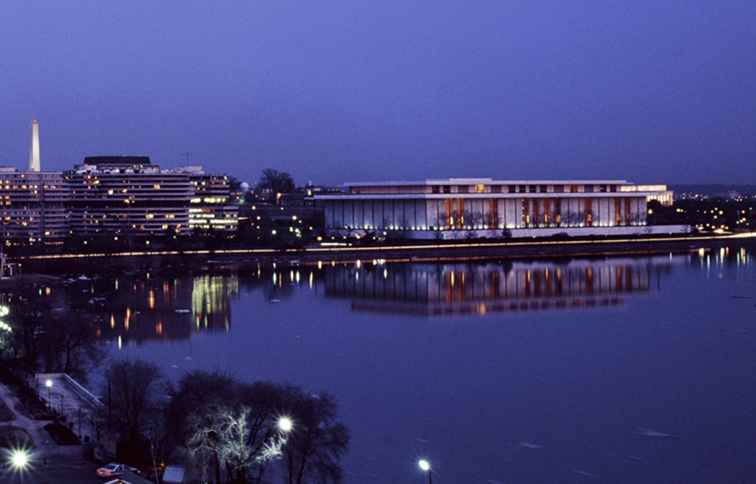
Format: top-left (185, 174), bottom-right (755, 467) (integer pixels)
top-left (103, 360), bottom-right (349, 484)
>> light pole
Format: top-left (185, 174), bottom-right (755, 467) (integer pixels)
top-left (418, 458), bottom-right (432, 484)
top-left (44, 379), bottom-right (53, 410)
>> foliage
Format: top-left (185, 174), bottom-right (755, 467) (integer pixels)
top-left (256, 169), bottom-right (295, 194)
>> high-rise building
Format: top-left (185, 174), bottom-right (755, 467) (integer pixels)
top-left (0, 167), bottom-right (69, 244)
top-left (65, 156), bottom-right (194, 237)
top-left (28, 119), bottom-right (41, 172)
top-left (179, 166), bottom-right (239, 234)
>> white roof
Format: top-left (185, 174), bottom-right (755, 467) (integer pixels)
top-left (344, 178), bottom-right (630, 187)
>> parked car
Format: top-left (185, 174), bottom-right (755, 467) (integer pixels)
top-left (96, 463), bottom-right (141, 478)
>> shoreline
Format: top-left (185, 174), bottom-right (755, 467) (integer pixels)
top-left (9, 231), bottom-right (756, 274)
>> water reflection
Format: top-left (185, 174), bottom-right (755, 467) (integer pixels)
top-left (98, 274), bottom-right (240, 344)
top-left (324, 258), bottom-right (673, 316)
top-left (81, 247), bottom-right (751, 345)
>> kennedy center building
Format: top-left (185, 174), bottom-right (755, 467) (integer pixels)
top-left (314, 178), bottom-right (684, 239)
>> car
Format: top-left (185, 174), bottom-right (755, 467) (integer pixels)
top-left (96, 463), bottom-right (141, 478)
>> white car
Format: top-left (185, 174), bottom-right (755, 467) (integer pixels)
top-left (96, 462), bottom-right (141, 478)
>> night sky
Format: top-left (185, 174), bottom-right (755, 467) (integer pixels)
top-left (1, 1), bottom-right (755, 185)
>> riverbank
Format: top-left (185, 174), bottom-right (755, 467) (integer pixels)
top-left (8, 231), bottom-right (756, 274)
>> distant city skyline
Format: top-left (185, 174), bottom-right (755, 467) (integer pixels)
top-left (1, 1), bottom-right (755, 185)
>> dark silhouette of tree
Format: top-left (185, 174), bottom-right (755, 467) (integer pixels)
top-left (4, 288), bottom-right (103, 382)
top-left (102, 360), bottom-right (165, 461)
top-left (167, 371), bottom-right (349, 484)
top-left (256, 169), bottom-right (295, 194)
top-left (281, 389), bottom-right (350, 484)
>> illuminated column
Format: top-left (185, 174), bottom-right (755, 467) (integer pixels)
top-left (28, 119), bottom-right (41, 172)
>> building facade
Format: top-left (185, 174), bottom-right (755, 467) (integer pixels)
top-left (183, 167), bottom-right (239, 234)
top-left (66, 156), bottom-right (194, 237)
top-left (0, 168), bottom-right (69, 244)
top-left (314, 178), bottom-right (686, 239)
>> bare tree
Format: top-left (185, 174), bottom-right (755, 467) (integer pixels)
top-left (281, 390), bottom-right (350, 484)
top-left (102, 360), bottom-right (164, 461)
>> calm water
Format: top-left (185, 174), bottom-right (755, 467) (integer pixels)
top-left (92, 247), bottom-right (755, 483)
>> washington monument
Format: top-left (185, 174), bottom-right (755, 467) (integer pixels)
top-left (28, 118), bottom-right (40, 172)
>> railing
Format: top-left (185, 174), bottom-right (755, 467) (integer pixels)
top-left (61, 373), bottom-right (104, 408)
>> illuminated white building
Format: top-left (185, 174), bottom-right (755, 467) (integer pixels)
top-left (28, 119), bottom-right (41, 172)
top-left (314, 178), bottom-right (686, 239)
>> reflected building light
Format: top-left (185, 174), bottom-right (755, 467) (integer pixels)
top-left (309, 271), bottom-right (314, 289)
top-left (117, 335), bottom-right (122, 350)
top-left (190, 274), bottom-right (238, 334)
top-left (324, 259), bottom-right (670, 317)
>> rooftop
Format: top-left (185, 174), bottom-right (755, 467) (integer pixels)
top-left (82, 155), bottom-right (151, 166)
top-left (344, 178), bottom-right (632, 187)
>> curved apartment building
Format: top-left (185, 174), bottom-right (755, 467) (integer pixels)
top-left (66, 157), bottom-right (193, 237)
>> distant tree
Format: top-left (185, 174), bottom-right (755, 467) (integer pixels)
top-left (256, 169), bottom-right (295, 194)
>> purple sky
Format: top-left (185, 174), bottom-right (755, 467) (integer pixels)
top-left (1, 1), bottom-right (755, 185)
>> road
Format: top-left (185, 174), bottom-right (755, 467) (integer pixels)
top-left (1, 458), bottom-right (101, 484)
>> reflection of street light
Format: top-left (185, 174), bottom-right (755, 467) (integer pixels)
top-left (9, 448), bottom-right (31, 471)
top-left (277, 416), bottom-right (294, 434)
top-left (418, 458), bottom-right (432, 484)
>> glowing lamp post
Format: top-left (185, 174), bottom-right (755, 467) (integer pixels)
top-left (9, 448), bottom-right (31, 472)
top-left (277, 416), bottom-right (294, 434)
top-left (418, 458), bottom-right (432, 484)
top-left (44, 378), bottom-right (53, 409)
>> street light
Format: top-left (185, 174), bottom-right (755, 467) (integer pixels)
top-left (277, 416), bottom-right (294, 434)
top-left (9, 448), bottom-right (31, 471)
top-left (44, 378), bottom-right (53, 410)
top-left (418, 458), bottom-right (432, 484)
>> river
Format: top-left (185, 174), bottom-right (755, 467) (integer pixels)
top-left (79, 247), bottom-right (756, 482)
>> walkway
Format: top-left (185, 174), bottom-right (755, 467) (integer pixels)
top-left (0, 381), bottom-right (95, 483)
top-left (35, 373), bottom-right (103, 444)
